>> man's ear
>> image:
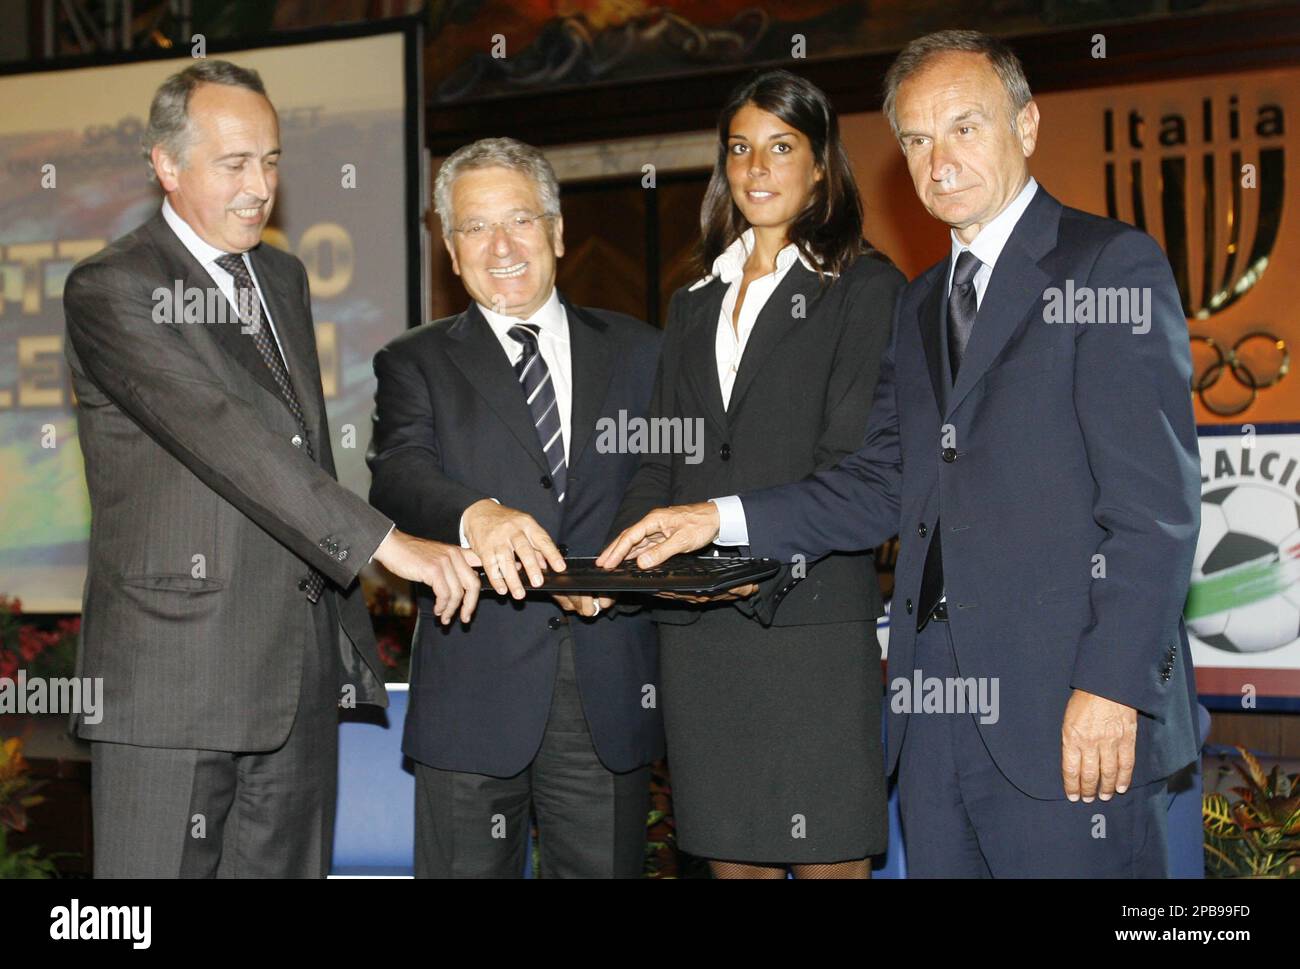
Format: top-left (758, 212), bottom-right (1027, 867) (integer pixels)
top-left (152, 144), bottom-right (181, 192)
top-left (551, 215), bottom-right (565, 260)
top-left (443, 235), bottom-right (461, 277)
top-left (1019, 101), bottom-right (1041, 158)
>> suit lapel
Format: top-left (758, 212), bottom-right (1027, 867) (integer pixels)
top-left (682, 281), bottom-right (729, 437)
top-left (143, 216), bottom-right (288, 408)
top-left (945, 188), bottom-right (1060, 417)
top-left (561, 296), bottom-right (612, 470)
top-left (917, 266), bottom-right (946, 414)
top-left (726, 262), bottom-right (820, 419)
top-left (444, 302), bottom-right (549, 475)
top-left (248, 243), bottom-right (324, 441)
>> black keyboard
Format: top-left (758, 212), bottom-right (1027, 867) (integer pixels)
top-left (476, 554), bottom-right (780, 594)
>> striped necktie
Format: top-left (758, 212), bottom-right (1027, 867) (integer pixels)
top-left (507, 324), bottom-right (566, 503)
top-left (215, 251), bottom-right (325, 603)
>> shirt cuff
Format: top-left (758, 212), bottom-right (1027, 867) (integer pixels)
top-left (710, 495), bottom-right (749, 546)
top-left (460, 497), bottom-right (500, 548)
top-left (368, 523), bottom-right (396, 564)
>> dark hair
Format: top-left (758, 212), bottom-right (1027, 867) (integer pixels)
top-left (882, 30), bottom-right (1032, 140)
top-left (142, 59), bottom-right (268, 168)
top-left (697, 69), bottom-right (878, 280)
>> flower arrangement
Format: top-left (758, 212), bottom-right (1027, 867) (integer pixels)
top-left (365, 586), bottom-right (416, 682)
top-left (1204, 746), bottom-right (1300, 878)
top-left (0, 736), bottom-right (58, 878)
top-left (0, 597), bottom-right (80, 682)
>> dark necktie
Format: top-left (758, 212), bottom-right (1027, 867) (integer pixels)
top-left (947, 249), bottom-right (982, 380)
top-left (917, 251), bottom-right (982, 629)
top-left (215, 252), bottom-right (325, 603)
top-left (507, 324), bottom-right (567, 503)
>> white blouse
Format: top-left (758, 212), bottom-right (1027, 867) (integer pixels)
top-left (690, 228), bottom-right (818, 408)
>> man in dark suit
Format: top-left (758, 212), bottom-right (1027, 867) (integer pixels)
top-left (602, 30), bottom-right (1201, 877)
top-left (367, 137), bottom-right (663, 878)
top-left (64, 61), bottom-right (480, 878)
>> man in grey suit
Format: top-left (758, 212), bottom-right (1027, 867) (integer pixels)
top-left (64, 60), bottom-right (482, 878)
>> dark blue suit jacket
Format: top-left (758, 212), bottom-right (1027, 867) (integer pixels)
top-left (367, 296), bottom-right (664, 776)
top-left (741, 187), bottom-right (1201, 799)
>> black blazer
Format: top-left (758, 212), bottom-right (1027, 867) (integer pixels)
top-left (613, 252), bottom-right (906, 626)
top-left (367, 296), bottom-right (665, 776)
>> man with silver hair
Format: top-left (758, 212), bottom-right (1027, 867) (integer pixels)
top-left (367, 137), bottom-right (664, 877)
top-left (63, 60), bottom-right (479, 877)
top-left (604, 30), bottom-right (1201, 877)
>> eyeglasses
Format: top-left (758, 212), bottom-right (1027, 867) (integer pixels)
top-left (451, 213), bottom-right (552, 238)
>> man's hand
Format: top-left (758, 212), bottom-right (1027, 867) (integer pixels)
top-left (596, 502), bottom-right (721, 570)
top-left (372, 528), bottom-right (482, 625)
top-left (1061, 688), bottom-right (1138, 802)
top-left (552, 594), bottom-right (614, 618)
top-left (463, 499), bottom-right (566, 599)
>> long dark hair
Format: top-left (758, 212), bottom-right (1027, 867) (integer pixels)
top-left (697, 69), bottom-right (879, 281)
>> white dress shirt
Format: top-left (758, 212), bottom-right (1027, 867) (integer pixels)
top-left (459, 287), bottom-right (572, 545)
top-left (692, 228), bottom-right (818, 408)
top-left (713, 177), bottom-right (1039, 546)
top-left (160, 198), bottom-right (290, 368)
top-left (944, 176), bottom-right (1038, 311)
top-left (476, 287), bottom-right (573, 463)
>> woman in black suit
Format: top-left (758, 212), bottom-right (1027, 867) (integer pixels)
top-left (607, 70), bottom-right (905, 878)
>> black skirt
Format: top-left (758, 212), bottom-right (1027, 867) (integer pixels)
top-left (658, 608), bottom-right (887, 863)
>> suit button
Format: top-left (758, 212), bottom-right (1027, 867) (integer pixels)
top-left (719, 443), bottom-right (732, 461)
top-left (905, 598), bottom-right (913, 614)
top-left (547, 616), bottom-right (561, 630)
top-left (297, 578), bottom-right (309, 591)
top-left (540, 475), bottom-right (553, 489)
top-left (291, 434), bottom-right (304, 448)
top-left (557, 544), bottom-right (569, 556)
top-left (941, 447), bottom-right (957, 463)
top-left (918, 522), bottom-right (928, 538)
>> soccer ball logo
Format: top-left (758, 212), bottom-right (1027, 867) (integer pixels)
top-left (1187, 482), bottom-right (1300, 653)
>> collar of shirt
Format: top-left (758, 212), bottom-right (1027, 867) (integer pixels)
top-left (160, 199), bottom-right (289, 367)
top-left (946, 176), bottom-right (1038, 298)
top-left (162, 197), bottom-right (243, 271)
top-left (688, 228), bottom-right (818, 292)
top-left (476, 286), bottom-right (569, 361)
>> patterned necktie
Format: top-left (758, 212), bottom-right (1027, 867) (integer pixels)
top-left (507, 324), bottom-right (566, 503)
top-left (214, 252), bottom-right (325, 603)
top-left (947, 249), bottom-right (982, 380)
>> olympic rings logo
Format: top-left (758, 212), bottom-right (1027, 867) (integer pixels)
top-left (1192, 332), bottom-right (1290, 416)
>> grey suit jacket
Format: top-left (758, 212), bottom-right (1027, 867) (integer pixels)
top-left (63, 211), bottom-right (393, 752)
